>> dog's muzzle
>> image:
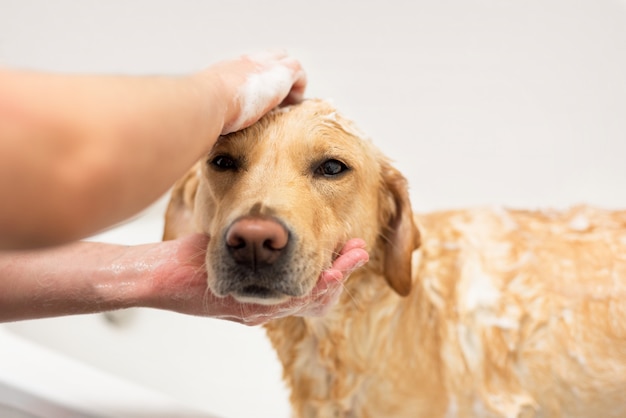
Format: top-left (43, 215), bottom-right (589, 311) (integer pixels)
top-left (214, 216), bottom-right (305, 301)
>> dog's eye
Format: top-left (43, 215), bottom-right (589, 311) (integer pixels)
top-left (210, 155), bottom-right (238, 171)
top-left (315, 159), bottom-right (349, 177)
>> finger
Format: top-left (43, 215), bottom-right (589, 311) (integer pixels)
top-left (335, 247), bottom-right (369, 274)
top-left (337, 238), bottom-right (367, 255)
top-left (278, 58), bottom-right (307, 106)
top-left (280, 71), bottom-right (307, 106)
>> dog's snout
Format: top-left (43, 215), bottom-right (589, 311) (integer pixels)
top-left (226, 217), bottom-right (289, 267)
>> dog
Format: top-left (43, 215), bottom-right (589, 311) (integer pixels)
top-left (163, 99), bottom-right (626, 417)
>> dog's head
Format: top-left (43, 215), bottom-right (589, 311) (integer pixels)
top-left (164, 99), bottom-right (419, 305)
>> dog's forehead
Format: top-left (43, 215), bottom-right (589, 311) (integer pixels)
top-left (215, 100), bottom-right (374, 164)
top-left (269, 101), bottom-right (367, 148)
top-left (280, 100), bottom-right (365, 136)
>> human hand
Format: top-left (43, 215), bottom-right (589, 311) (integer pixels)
top-left (148, 234), bottom-right (368, 325)
top-left (201, 50), bottom-right (307, 135)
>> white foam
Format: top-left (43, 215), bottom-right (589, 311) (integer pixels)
top-left (568, 214), bottom-right (590, 231)
top-left (226, 65), bottom-right (294, 134)
top-left (462, 264), bottom-right (501, 312)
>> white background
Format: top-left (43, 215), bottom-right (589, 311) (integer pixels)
top-left (2, 0), bottom-right (626, 211)
top-left (1, 1), bottom-right (626, 417)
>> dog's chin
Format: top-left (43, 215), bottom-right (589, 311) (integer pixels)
top-left (210, 272), bottom-right (324, 306)
top-left (207, 248), bottom-right (337, 306)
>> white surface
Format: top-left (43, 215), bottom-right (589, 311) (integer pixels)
top-left (4, 308), bottom-right (288, 418)
top-left (0, 327), bottom-right (214, 418)
top-left (1, 1), bottom-right (626, 417)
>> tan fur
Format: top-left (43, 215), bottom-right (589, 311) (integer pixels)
top-left (164, 100), bottom-right (626, 417)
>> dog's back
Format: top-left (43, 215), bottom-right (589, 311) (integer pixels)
top-left (418, 206), bottom-right (626, 417)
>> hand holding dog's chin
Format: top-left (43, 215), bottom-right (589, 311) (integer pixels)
top-left (228, 238), bottom-right (370, 324)
top-left (147, 235), bottom-right (368, 326)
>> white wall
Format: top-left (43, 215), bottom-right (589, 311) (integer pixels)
top-left (2, 0), bottom-right (626, 212)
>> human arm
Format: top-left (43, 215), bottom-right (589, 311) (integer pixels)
top-left (0, 51), bottom-right (306, 249)
top-left (0, 235), bottom-right (368, 324)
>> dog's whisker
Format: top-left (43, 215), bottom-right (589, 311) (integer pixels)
top-left (201, 286), bottom-right (212, 315)
top-left (335, 278), bottom-right (361, 310)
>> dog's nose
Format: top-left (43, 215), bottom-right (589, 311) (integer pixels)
top-left (225, 217), bottom-right (289, 267)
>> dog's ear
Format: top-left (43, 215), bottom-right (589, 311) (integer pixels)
top-left (378, 160), bottom-right (421, 296)
top-left (162, 164), bottom-right (201, 241)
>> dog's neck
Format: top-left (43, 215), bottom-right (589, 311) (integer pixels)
top-left (264, 256), bottom-right (448, 416)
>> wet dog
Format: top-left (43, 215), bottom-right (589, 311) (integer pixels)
top-left (164, 99), bottom-right (626, 417)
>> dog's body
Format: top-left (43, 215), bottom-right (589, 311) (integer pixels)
top-left (164, 100), bottom-right (626, 417)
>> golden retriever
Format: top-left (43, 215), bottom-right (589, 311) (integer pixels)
top-left (163, 99), bottom-right (626, 418)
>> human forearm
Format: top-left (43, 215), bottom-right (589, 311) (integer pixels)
top-left (0, 70), bottom-right (224, 248)
top-left (0, 51), bottom-right (306, 249)
top-left (0, 234), bottom-right (368, 324)
top-left (0, 240), bottom-right (155, 322)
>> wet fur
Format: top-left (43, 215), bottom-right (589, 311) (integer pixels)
top-left (164, 100), bottom-right (626, 417)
